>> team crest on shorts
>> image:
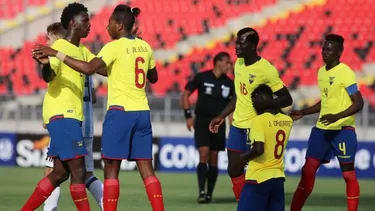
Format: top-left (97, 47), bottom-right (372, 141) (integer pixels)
top-left (249, 74), bottom-right (256, 84)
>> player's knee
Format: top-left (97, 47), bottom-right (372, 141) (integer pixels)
top-left (340, 162), bottom-right (355, 172)
top-left (49, 169), bottom-right (69, 184)
top-left (227, 164), bottom-right (243, 178)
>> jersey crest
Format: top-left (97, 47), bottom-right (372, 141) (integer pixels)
top-left (249, 74), bottom-right (256, 84)
top-left (329, 76), bottom-right (335, 85)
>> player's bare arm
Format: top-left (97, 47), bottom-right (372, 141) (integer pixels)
top-left (32, 44), bottom-right (106, 75)
top-left (182, 89), bottom-right (194, 131)
top-left (253, 86), bottom-right (293, 110)
top-left (320, 91), bottom-right (364, 125)
top-left (240, 142), bottom-right (264, 163)
top-left (209, 93), bottom-right (236, 133)
top-left (96, 68), bottom-right (108, 77)
top-left (41, 63), bottom-right (56, 83)
top-left (147, 67), bottom-right (158, 84)
top-left (290, 100), bottom-right (321, 121)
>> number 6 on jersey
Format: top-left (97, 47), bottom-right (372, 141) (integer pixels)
top-left (135, 57), bottom-right (146, 88)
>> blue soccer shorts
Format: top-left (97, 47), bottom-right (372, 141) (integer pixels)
top-left (101, 107), bottom-right (153, 161)
top-left (306, 126), bottom-right (357, 163)
top-left (237, 178), bottom-right (285, 211)
top-left (226, 125), bottom-right (249, 153)
top-left (46, 117), bottom-right (86, 161)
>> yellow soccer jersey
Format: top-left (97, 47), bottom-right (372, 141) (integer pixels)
top-left (232, 58), bottom-right (284, 129)
top-left (245, 112), bottom-right (293, 183)
top-left (317, 63), bottom-right (357, 130)
top-left (97, 37), bottom-right (155, 111)
top-left (43, 39), bottom-right (95, 124)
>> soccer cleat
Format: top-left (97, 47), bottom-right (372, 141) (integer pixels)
top-left (205, 195), bottom-right (212, 203)
top-left (197, 191), bottom-right (206, 204)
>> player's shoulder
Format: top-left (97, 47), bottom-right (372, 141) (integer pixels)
top-left (338, 63), bottom-right (354, 73)
top-left (259, 58), bottom-right (277, 71)
top-left (276, 112), bottom-right (293, 122)
top-left (50, 39), bottom-right (66, 49)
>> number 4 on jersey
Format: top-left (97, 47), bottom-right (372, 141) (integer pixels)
top-left (135, 57), bottom-right (146, 88)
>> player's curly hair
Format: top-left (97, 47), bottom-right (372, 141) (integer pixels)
top-left (237, 27), bottom-right (259, 46)
top-left (112, 4), bottom-right (141, 32)
top-left (60, 2), bottom-right (88, 30)
top-left (325, 34), bottom-right (344, 51)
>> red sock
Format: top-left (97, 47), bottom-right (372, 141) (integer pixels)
top-left (144, 176), bottom-right (164, 211)
top-left (21, 177), bottom-right (55, 211)
top-left (231, 174), bottom-right (245, 201)
top-left (291, 158), bottom-right (321, 211)
top-left (103, 179), bottom-right (120, 211)
top-left (70, 184), bottom-right (90, 211)
top-left (343, 171), bottom-right (360, 211)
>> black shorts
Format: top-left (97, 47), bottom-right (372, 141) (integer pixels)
top-left (194, 115), bottom-right (226, 151)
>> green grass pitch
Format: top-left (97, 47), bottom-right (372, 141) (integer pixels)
top-left (0, 167), bottom-right (374, 211)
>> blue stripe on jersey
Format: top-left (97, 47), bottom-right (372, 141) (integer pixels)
top-left (346, 83), bottom-right (358, 96)
top-left (83, 76), bottom-right (94, 137)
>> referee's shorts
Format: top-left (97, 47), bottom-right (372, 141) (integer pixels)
top-left (194, 115), bottom-right (226, 151)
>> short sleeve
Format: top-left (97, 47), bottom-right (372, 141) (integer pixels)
top-left (265, 66), bottom-right (284, 93)
top-left (97, 42), bottom-right (116, 67)
top-left (49, 57), bottom-right (60, 74)
top-left (185, 73), bottom-right (201, 92)
top-left (49, 41), bottom-right (61, 74)
top-left (342, 67), bottom-right (358, 95)
top-left (249, 118), bottom-right (265, 144)
top-left (148, 47), bottom-right (156, 70)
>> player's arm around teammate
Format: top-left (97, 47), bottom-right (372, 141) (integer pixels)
top-left (209, 28), bottom-right (293, 202)
top-left (182, 52), bottom-right (233, 203)
top-left (290, 34), bottom-right (363, 211)
top-left (34, 5), bottom-right (164, 211)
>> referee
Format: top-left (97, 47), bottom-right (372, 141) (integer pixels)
top-left (182, 52), bottom-right (234, 203)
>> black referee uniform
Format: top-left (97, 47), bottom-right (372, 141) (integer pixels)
top-left (185, 70), bottom-right (234, 151)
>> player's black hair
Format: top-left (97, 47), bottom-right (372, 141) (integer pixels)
top-left (213, 51), bottom-right (230, 66)
top-left (46, 22), bottom-right (65, 36)
top-left (251, 84), bottom-right (273, 100)
top-left (60, 3), bottom-right (88, 30)
top-left (237, 27), bottom-right (259, 46)
top-left (112, 4), bottom-right (141, 32)
top-left (325, 34), bottom-right (344, 51)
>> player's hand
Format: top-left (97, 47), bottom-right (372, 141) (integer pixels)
top-left (289, 110), bottom-right (304, 121)
top-left (32, 44), bottom-right (58, 58)
top-left (33, 53), bottom-right (49, 65)
top-left (186, 118), bottom-right (194, 131)
top-left (319, 114), bottom-right (340, 126)
top-left (209, 116), bottom-right (224, 133)
top-left (42, 123), bottom-right (46, 129)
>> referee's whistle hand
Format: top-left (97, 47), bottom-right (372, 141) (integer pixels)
top-left (186, 118), bottom-right (194, 131)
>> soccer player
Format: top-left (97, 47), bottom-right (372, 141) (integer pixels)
top-left (42, 22), bottom-right (104, 211)
top-left (238, 84), bottom-right (293, 211)
top-left (290, 34), bottom-right (363, 211)
top-left (33, 5), bottom-right (164, 211)
top-left (209, 27), bottom-right (293, 201)
top-left (182, 52), bottom-right (233, 203)
top-left (22, 3), bottom-right (94, 211)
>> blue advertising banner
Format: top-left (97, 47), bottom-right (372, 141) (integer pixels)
top-left (158, 137), bottom-right (375, 178)
top-left (0, 133), bottom-right (16, 166)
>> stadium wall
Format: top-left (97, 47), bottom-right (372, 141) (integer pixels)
top-left (0, 132), bottom-right (374, 179)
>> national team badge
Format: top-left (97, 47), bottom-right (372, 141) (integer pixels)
top-left (329, 76), bottom-right (335, 85)
top-left (249, 74), bottom-right (256, 84)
